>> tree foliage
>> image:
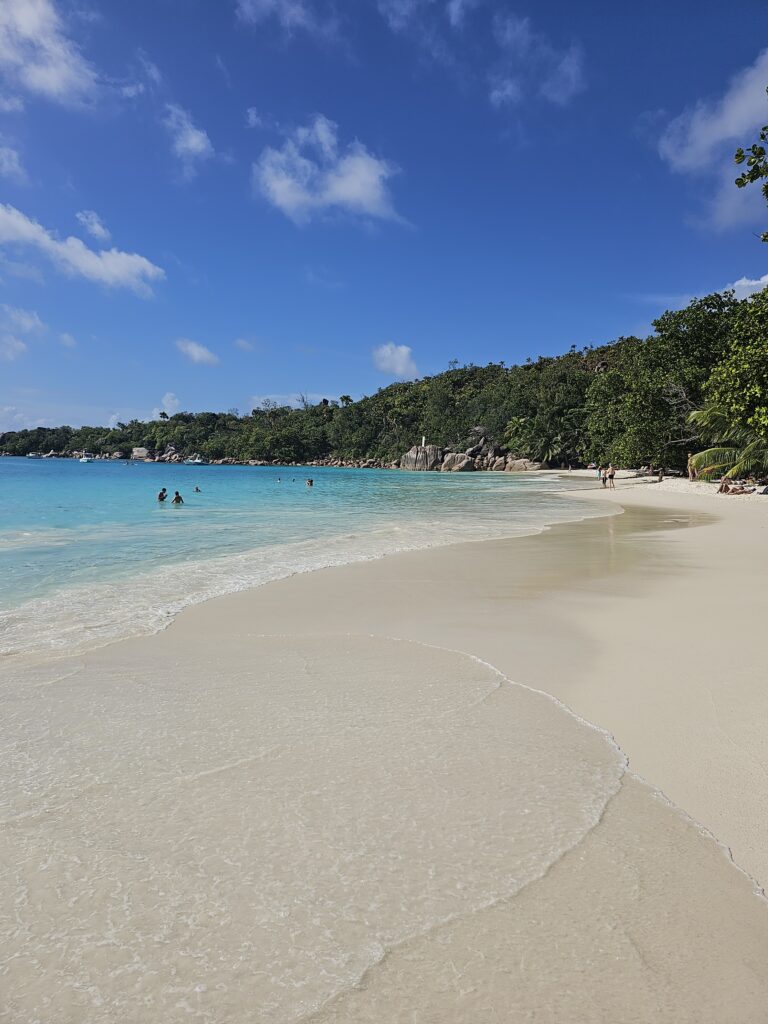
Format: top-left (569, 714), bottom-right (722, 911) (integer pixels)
top-left (2, 290), bottom-right (765, 472)
top-left (734, 85), bottom-right (768, 242)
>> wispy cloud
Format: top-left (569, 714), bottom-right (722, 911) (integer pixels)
top-left (372, 342), bottom-right (418, 378)
top-left (254, 114), bottom-right (402, 225)
top-left (0, 0), bottom-right (99, 106)
top-left (234, 337), bottom-right (255, 351)
top-left (0, 303), bottom-right (45, 362)
top-left (0, 139), bottom-right (26, 182)
top-left (0, 204), bottom-right (165, 295)
top-left (0, 335), bottom-right (26, 361)
top-left (153, 391), bottom-right (180, 418)
top-left (236, 0), bottom-right (334, 35)
top-left (76, 209), bottom-right (110, 242)
top-left (176, 338), bottom-right (219, 365)
top-left (0, 94), bottom-right (23, 112)
top-left (1, 304), bottom-right (45, 334)
top-left (246, 106), bottom-right (262, 128)
top-left (0, 404), bottom-right (50, 429)
top-left (490, 13), bottom-right (585, 108)
top-left (657, 49), bottom-right (768, 231)
top-left (59, 331), bottom-right (77, 347)
top-left (446, 0), bottom-right (482, 29)
top-left (163, 104), bottom-right (215, 180)
top-left (377, 0), bottom-right (429, 32)
top-left (305, 266), bottom-right (344, 289)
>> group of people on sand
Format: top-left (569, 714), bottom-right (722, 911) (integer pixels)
top-left (717, 479), bottom-right (758, 496)
top-left (597, 464), bottom-right (616, 489)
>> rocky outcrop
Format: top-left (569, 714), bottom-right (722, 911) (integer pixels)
top-left (400, 444), bottom-right (444, 471)
top-left (131, 447), bottom-right (151, 460)
top-left (505, 457), bottom-right (544, 472)
top-left (441, 452), bottom-right (476, 472)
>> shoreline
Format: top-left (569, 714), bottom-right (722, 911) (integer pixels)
top-left (1, 476), bottom-right (611, 661)
top-left (3, 488), bottom-right (768, 1021)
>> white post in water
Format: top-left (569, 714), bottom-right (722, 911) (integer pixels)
top-left (422, 435), bottom-right (426, 448)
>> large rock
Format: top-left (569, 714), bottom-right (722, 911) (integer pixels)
top-left (505, 457), bottom-right (544, 472)
top-left (441, 452), bottom-right (476, 472)
top-left (131, 447), bottom-right (150, 460)
top-left (400, 444), bottom-right (443, 471)
top-left (490, 456), bottom-right (507, 471)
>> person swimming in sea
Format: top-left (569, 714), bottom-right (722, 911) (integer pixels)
top-left (194, 486), bottom-right (201, 493)
top-left (306, 478), bottom-right (314, 487)
top-left (157, 487), bottom-right (167, 502)
top-left (171, 490), bottom-right (184, 504)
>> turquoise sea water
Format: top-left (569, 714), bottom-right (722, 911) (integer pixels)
top-left (0, 457), bottom-right (600, 656)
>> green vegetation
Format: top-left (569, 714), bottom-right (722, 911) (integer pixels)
top-left (735, 86), bottom-right (768, 242)
top-left (2, 289), bottom-right (767, 472)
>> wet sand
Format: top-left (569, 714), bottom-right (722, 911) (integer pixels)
top-left (2, 492), bottom-right (768, 1021)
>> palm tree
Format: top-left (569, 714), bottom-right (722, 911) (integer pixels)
top-left (689, 404), bottom-right (768, 479)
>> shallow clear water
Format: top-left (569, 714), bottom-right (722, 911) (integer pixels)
top-left (0, 457), bottom-right (599, 655)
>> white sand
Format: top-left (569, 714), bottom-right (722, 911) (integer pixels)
top-left (2, 485), bottom-right (768, 1022)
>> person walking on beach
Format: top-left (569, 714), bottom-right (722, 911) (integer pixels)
top-left (687, 453), bottom-right (697, 482)
top-left (600, 467), bottom-right (608, 488)
top-left (157, 487), bottom-right (167, 502)
top-left (607, 465), bottom-right (616, 489)
top-left (171, 490), bottom-right (184, 504)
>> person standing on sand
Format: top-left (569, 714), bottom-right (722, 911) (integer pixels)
top-left (687, 453), bottom-right (697, 481)
top-left (600, 467), bottom-right (608, 488)
top-left (608, 465), bottom-right (616, 489)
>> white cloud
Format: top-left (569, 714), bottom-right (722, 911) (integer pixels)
top-left (59, 330), bottom-right (76, 347)
top-left (163, 104), bottom-right (214, 180)
top-left (446, 0), bottom-right (481, 28)
top-left (540, 45), bottom-right (584, 106)
top-left (0, 303), bottom-right (42, 362)
top-left (254, 114), bottom-right (401, 225)
top-left (176, 338), bottom-right (219, 365)
top-left (656, 50), bottom-right (768, 232)
top-left (0, 94), bottom-right (23, 112)
top-left (153, 391), bottom-right (180, 418)
top-left (0, 141), bottom-right (26, 182)
top-left (377, 0), bottom-right (430, 32)
top-left (0, 335), bottom-right (26, 361)
top-left (0, 403), bottom-right (50, 430)
top-left (234, 337), bottom-right (254, 351)
top-left (0, 203), bottom-right (165, 295)
top-left (120, 82), bottom-right (144, 99)
top-left (0, 0), bottom-right (99, 105)
top-left (489, 78), bottom-right (522, 108)
top-left (725, 273), bottom-right (768, 300)
top-left (236, 0), bottom-right (320, 32)
top-left (76, 209), bottom-right (110, 242)
top-left (659, 50), bottom-right (768, 173)
top-left (1, 303), bottom-right (44, 334)
top-left (372, 341), bottom-right (418, 379)
top-left (246, 106), bottom-right (262, 128)
top-left (491, 13), bottom-right (585, 108)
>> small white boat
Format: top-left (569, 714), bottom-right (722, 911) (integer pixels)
top-left (184, 454), bottom-right (208, 465)
top-left (26, 452), bottom-right (42, 459)
top-left (79, 452), bottom-right (96, 463)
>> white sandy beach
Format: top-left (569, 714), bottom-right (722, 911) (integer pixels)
top-left (2, 482), bottom-right (768, 1022)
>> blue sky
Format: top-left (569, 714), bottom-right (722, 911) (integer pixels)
top-left (1, 0), bottom-right (768, 430)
